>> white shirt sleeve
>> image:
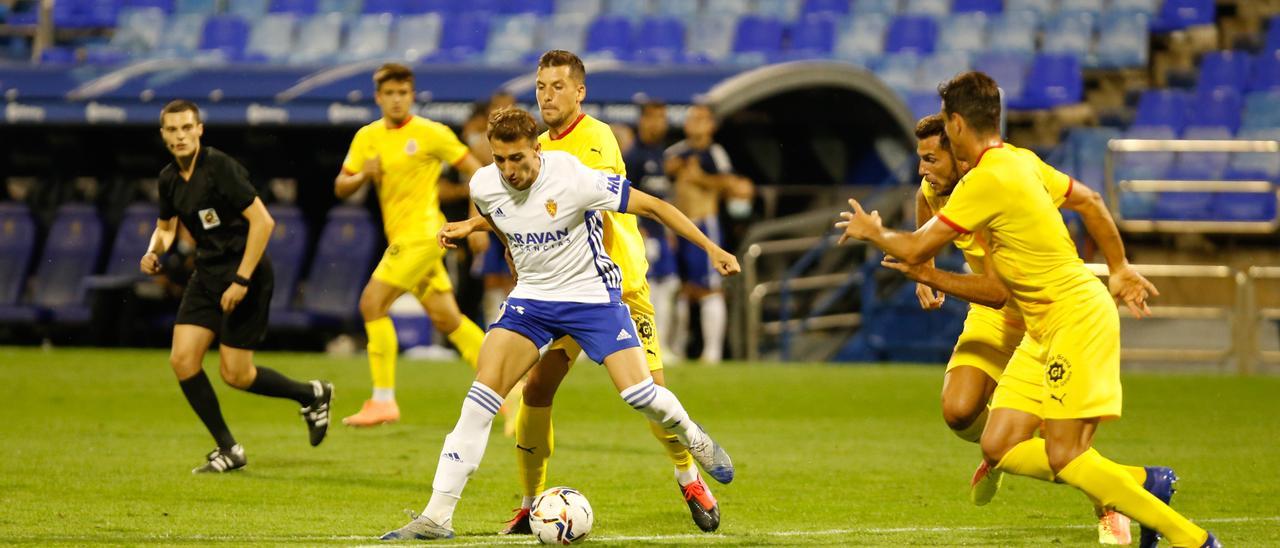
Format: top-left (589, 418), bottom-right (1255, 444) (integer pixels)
top-left (576, 163), bottom-right (632, 214)
top-left (469, 170), bottom-right (493, 216)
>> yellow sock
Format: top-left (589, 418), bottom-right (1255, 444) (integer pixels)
top-left (648, 418), bottom-right (695, 475)
top-left (365, 317), bottom-right (398, 391)
top-left (995, 438), bottom-right (1057, 482)
top-left (446, 317), bottom-right (485, 370)
top-left (954, 408), bottom-right (989, 443)
top-left (515, 402), bottom-right (554, 498)
top-left (1124, 464), bottom-right (1147, 485)
top-left (1057, 448), bottom-right (1207, 547)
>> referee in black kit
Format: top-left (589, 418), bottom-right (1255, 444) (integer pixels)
top-left (141, 100), bottom-right (334, 473)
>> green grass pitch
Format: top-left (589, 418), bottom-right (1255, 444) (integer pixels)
top-left (1, 347), bottom-right (1277, 546)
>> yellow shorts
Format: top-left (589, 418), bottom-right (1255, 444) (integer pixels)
top-left (370, 239), bottom-right (454, 301)
top-left (550, 284), bottom-right (663, 371)
top-left (945, 304), bottom-right (1026, 382)
top-left (990, 333), bottom-right (1048, 418)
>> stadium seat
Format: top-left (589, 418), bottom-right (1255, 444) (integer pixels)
top-left (1095, 11), bottom-right (1149, 68)
top-left (341, 13), bottom-right (393, 62)
top-left (271, 0), bottom-right (317, 14)
top-left (288, 13), bottom-right (344, 65)
top-left (1109, 0), bottom-right (1157, 16)
top-left (1004, 0), bottom-right (1051, 20)
top-left (872, 53), bottom-right (920, 96)
top-left (686, 13), bottom-right (739, 63)
top-left (266, 205), bottom-right (311, 328)
top-left (318, 0), bottom-right (363, 14)
top-left (199, 15), bottom-right (251, 60)
top-left (0, 203), bottom-right (38, 323)
top-left (1267, 16), bottom-right (1280, 53)
top-left (852, 0), bottom-right (898, 17)
top-left (1188, 89), bottom-right (1243, 134)
top-left (1242, 92), bottom-right (1280, 130)
top-left (1117, 125), bottom-right (1176, 181)
top-left (906, 91), bottom-right (940, 120)
top-left (1059, 0), bottom-right (1102, 15)
top-left (1062, 126), bottom-right (1122, 187)
top-left (362, 0), bottom-right (404, 13)
top-left (1152, 0), bottom-right (1213, 33)
top-left (757, 0), bottom-right (802, 22)
top-left (299, 206), bottom-right (376, 325)
top-left (556, 0), bottom-right (604, 18)
top-left (1170, 125), bottom-right (1233, 180)
top-left (633, 16), bottom-right (686, 64)
top-left (85, 203), bottom-right (157, 292)
top-left (602, 0), bottom-right (649, 19)
top-left (226, 0), bottom-right (270, 19)
top-left (884, 14), bottom-right (937, 55)
top-left (833, 14), bottom-right (887, 63)
top-left (732, 15), bottom-right (785, 63)
top-left (584, 15), bottom-right (635, 60)
top-left (1042, 11), bottom-right (1095, 61)
top-left (484, 14), bottom-right (538, 65)
top-left (936, 13), bottom-right (987, 55)
top-left (151, 13), bottom-right (207, 57)
top-left (803, 0), bottom-right (851, 17)
top-left (1013, 53), bottom-right (1082, 110)
top-left (973, 51), bottom-right (1030, 103)
top-left (123, 0), bottom-right (176, 13)
top-left (1212, 191), bottom-right (1277, 222)
top-left (457, 0), bottom-right (499, 14)
top-left (787, 14), bottom-right (836, 59)
top-left (391, 13), bottom-right (442, 61)
top-left (539, 13), bottom-right (592, 56)
top-left (653, 0), bottom-right (700, 23)
top-left (107, 7), bottom-right (166, 55)
top-left (502, 0), bottom-right (554, 15)
top-left (987, 12), bottom-right (1037, 57)
top-left (1225, 128), bottom-right (1280, 182)
top-left (1248, 49), bottom-right (1280, 93)
top-left (431, 12), bottom-right (490, 62)
top-left (951, 0), bottom-right (1001, 14)
top-left (1134, 89), bottom-right (1191, 133)
top-left (1197, 50), bottom-right (1252, 95)
top-left (244, 13), bottom-right (297, 63)
top-left (31, 204), bottom-right (103, 324)
top-left (903, 0), bottom-right (949, 18)
top-left (916, 52), bottom-right (970, 93)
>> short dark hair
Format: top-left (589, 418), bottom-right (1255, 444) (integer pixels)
top-left (640, 100), bottom-right (667, 116)
top-left (938, 71), bottom-right (1001, 134)
top-left (914, 113), bottom-right (948, 147)
top-left (159, 99), bottom-right (201, 125)
top-left (487, 107), bottom-right (539, 143)
top-left (373, 62), bottom-right (414, 90)
top-left (537, 49), bottom-right (586, 82)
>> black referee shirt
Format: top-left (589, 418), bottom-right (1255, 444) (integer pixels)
top-left (158, 146), bottom-right (258, 277)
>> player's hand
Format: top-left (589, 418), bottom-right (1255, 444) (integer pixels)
top-left (711, 248), bottom-right (741, 276)
top-left (1109, 264), bottom-right (1159, 318)
top-left (220, 282), bottom-right (248, 313)
top-left (835, 198), bottom-right (882, 244)
top-left (915, 282), bottom-right (945, 309)
top-left (140, 252), bottom-right (162, 275)
top-left (362, 156), bottom-right (381, 184)
top-left (438, 220), bottom-right (476, 249)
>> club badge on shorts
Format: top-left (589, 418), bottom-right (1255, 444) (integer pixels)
top-left (545, 199), bottom-right (557, 218)
top-left (199, 208), bottom-right (221, 229)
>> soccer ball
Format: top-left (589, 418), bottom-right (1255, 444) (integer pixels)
top-left (529, 486), bottom-right (594, 545)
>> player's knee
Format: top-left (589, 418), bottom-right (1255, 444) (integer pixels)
top-left (358, 289), bottom-right (390, 321)
top-left (425, 306), bottom-right (461, 333)
top-left (941, 397), bottom-right (984, 433)
top-left (218, 363), bottom-right (255, 389)
top-left (980, 430), bottom-right (1017, 466)
top-left (522, 377), bottom-right (557, 407)
top-left (168, 352), bottom-right (201, 377)
top-left (1044, 440), bottom-right (1087, 473)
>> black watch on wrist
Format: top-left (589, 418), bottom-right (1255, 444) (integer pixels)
top-left (232, 274), bottom-right (251, 287)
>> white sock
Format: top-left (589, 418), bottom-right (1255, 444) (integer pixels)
top-left (675, 464), bottom-right (700, 487)
top-left (521, 496), bottom-right (535, 510)
top-left (672, 295), bottom-right (690, 361)
top-left (372, 387), bottom-right (395, 402)
top-left (699, 293), bottom-right (726, 363)
top-left (619, 378), bottom-right (705, 447)
top-left (423, 381), bottom-right (501, 527)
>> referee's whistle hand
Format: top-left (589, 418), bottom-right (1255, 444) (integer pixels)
top-left (140, 252), bottom-right (162, 275)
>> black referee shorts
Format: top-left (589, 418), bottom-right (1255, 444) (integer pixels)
top-left (176, 259), bottom-right (274, 350)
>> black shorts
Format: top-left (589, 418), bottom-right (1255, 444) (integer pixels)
top-left (176, 259), bottom-right (273, 350)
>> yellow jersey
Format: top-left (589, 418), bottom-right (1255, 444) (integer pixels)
top-left (342, 115), bottom-right (470, 243)
top-left (936, 143), bottom-right (1098, 333)
top-left (539, 113), bottom-right (652, 305)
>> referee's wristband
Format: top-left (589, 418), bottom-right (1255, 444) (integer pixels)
top-left (232, 274), bottom-right (251, 287)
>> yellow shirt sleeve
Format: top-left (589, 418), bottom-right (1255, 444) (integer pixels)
top-left (424, 120), bottom-right (471, 166)
top-left (1038, 158), bottom-right (1075, 207)
top-left (937, 170), bottom-right (1002, 234)
top-left (341, 126), bottom-right (370, 175)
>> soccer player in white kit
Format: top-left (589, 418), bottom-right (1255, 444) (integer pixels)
top-left (381, 108), bottom-right (738, 540)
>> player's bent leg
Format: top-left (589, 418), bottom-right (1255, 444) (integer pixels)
top-left (973, 407), bottom-right (1044, 506)
top-left (171, 325), bottom-right (242, 472)
top-left (349, 277), bottom-right (406, 427)
top-left (421, 289), bottom-right (485, 370)
top-left (383, 329), bottom-right (542, 540)
top-left (941, 365), bottom-right (997, 443)
top-left (219, 345), bottom-right (334, 447)
top-left (649, 369), bottom-right (719, 532)
top-left (503, 349), bottom-right (572, 535)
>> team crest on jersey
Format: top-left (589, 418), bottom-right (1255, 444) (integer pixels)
top-left (404, 139), bottom-right (419, 155)
top-left (1045, 354), bottom-right (1072, 389)
top-left (199, 208), bottom-right (221, 229)
top-left (545, 199), bottom-right (557, 218)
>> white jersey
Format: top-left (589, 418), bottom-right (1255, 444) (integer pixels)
top-left (470, 151), bottom-right (632, 303)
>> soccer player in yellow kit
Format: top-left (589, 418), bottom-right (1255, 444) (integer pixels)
top-left (440, 50), bottom-right (723, 534)
top-left (335, 63), bottom-right (488, 427)
top-left (838, 72), bottom-right (1218, 548)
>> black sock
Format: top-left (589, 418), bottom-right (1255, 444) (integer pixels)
top-left (246, 366), bottom-right (315, 406)
top-left (178, 370), bottom-right (237, 451)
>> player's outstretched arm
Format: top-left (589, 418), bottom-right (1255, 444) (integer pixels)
top-left (626, 188), bottom-right (740, 276)
top-left (334, 156), bottom-right (379, 199)
top-left (140, 216), bottom-right (178, 275)
top-left (438, 214), bottom-right (492, 249)
top-left (882, 253), bottom-right (1009, 309)
top-left (835, 198), bottom-right (957, 265)
top-left (1060, 183), bottom-right (1159, 317)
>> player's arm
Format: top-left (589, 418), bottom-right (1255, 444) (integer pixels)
top-left (140, 216), bottom-right (178, 275)
top-left (913, 188), bottom-right (945, 309)
top-left (882, 253), bottom-right (1009, 309)
top-left (626, 187), bottom-right (740, 276)
top-left (481, 214), bottom-right (516, 280)
top-left (335, 158), bottom-right (378, 199)
top-left (1060, 182), bottom-right (1159, 317)
top-left (836, 198), bottom-right (958, 265)
top-left (221, 198), bottom-right (274, 312)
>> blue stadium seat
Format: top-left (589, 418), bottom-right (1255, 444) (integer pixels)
top-left (1004, 0), bottom-right (1051, 20)
top-left (653, 0), bottom-right (699, 22)
top-left (32, 204), bottom-right (103, 324)
top-left (288, 13), bottom-right (344, 64)
top-left (457, 0), bottom-right (499, 14)
top-left (951, 0), bottom-right (1000, 14)
top-left (1134, 89), bottom-right (1192, 133)
top-left (804, 0), bottom-right (851, 17)
top-left (318, 0), bottom-right (363, 14)
top-left (107, 8), bottom-right (166, 55)
top-left (85, 203), bottom-right (157, 293)
top-left (485, 14), bottom-right (539, 65)
top-left (300, 206), bottom-right (376, 325)
top-left (1212, 191), bottom-right (1277, 221)
top-left (884, 14), bottom-right (937, 55)
top-left (987, 11), bottom-right (1037, 57)
top-left (151, 13), bottom-right (207, 57)
top-left (1059, 0), bottom-right (1102, 15)
top-left (936, 13), bottom-right (986, 55)
top-left (392, 13), bottom-right (442, 61)
top-left (1170, 125), bottom-right (1232, 180)
top-left (757, 0), bottom-right (803, 22)
top-left (732, 15), bottom-right (785, 63)
top-left (603, 0), bottom-right (649, 19)
top-left (199, 15), bottom-right (251, 60)
top-left (1153, 0), bottom-right (1213, 33)
top-left (973, 51), bottom-right (1030, 103)
top-left (39, 47), bottom-right (78, 65)
top-left (271, 0), bottom-right (318, 14)
top-left (916, 51), bottom-right (970, 93)
top-left (502, 0), bottom-right (555, 15)
top-left (1188, 89), bottom-right (1243, 134)
top-left (1197, 50), bottom-right (1252, 95)
top-left (341, 13), bottom-right (393, 62)
top-left (227, 0), bottom-right (270, 19)
top-left (1109, 0), bottom-right (1157, 17)
top-left (585, 15), bottom-right (635, 60)
top-left (556, 0), bottom-right (604, 18)
top-left (1226, 128), bottom-right (1280, 182)
top-left (244, 13), bottom-right (297, 63)
top-left (431, 12), bottom-right (490, 62)
top-left (123, 0), bottom-right (175, 13)
top-left (1117, 125), bottom-right (1176, 181)
top-left (1013, 53), bottom-right (1082, 110)
top-left (787, 14), bottom-right (836, 58)
top-left (1042, 11), bottom-right (1095, 61)
top-left (833, 14), bottom-right (886, 63)
top-left (852, 0), bottom-right (897, 16)
top-left (265, 205), bottom-right (310, 327)
top-left (1095, 11), bottom-right (1149, 68)
top-left (903, 0), bottom-right (948, 18)
top-left (539, 13), bottom-right (592, 55)
top-left (906, 91), bottom-right (940, 119)
top-left (634, 16), bottom-right (686, 64)
top-left (402, 0), bottom-right (454, 13)
top-left (362, 0), bottom-right (404, 13)
top-left (1061, 126), bottom-right (1122, 187)
top-left (1242, 92), bottom-right (1280, 129)
top-left (1267, 16), bottom-right (1280, 53)
top-left (0, 203), bottom-right (37, 323)
top-left (686, 13), bottom-right (740, 63)
top-left (1249, 49), bottom-right (1280, 93)
top-left (872, 53), bottom-right (920, 96)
